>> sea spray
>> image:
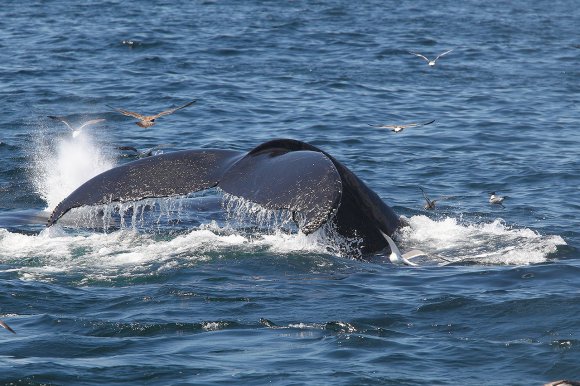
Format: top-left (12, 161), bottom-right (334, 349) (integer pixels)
top-left (30, 128), bottom-right (115, 211)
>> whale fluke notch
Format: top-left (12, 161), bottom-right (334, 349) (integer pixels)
top-left (47, 139), bottom-right (401, 257)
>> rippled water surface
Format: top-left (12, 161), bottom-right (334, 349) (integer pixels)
top-left (1, 1), bottom-right (579, 385)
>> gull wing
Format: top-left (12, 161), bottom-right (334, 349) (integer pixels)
top-left (48, 116), bottom-right (74, 131)
top-left (106, 105), bottom-right (146, 119)
top-left (153, 100), bottom-right (197, 119)
top-left (409, 51), bottom-right (430, 62)
top-left (77, 119), bottom-right (106, 130)
top-left (0, 320), bottom-right (15, 334)
top-left (434, 49), bottom-right (454, 61)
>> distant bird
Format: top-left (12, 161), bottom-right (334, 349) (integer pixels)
top-left (489, 192), bottom-right (506, 208)
top-left (107, 100), bottom-right (197, 128)
top-left (419, 187), bottom-right (438, 210)
top-left (0, 320), bottom-right (15, 334)
top-left (117, 144), bottom-right (168, 158)
top-left (48, 116), bottom-right (105, 138)
top-left (409, 49), bottom-right (454, 66)
top-left (368, 119), bottom-right (435, 133)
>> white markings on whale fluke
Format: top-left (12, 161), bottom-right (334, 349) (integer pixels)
top-left (47, 116), bottom-right (106, 138)
top-left (368, 119), bottom-right (435, 133)
top-left (408, 49), bottom-right (454, 66)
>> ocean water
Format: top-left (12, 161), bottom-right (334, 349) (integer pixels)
top-left (0, 1), bottom-right (579, 385)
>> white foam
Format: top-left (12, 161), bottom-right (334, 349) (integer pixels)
top-left (397, 215), bottom-right (567, 265)
top-left (0, 220), bottom-right (336, 283)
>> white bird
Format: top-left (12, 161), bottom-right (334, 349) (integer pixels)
top-left (409, 49), bottom-right (454, 66)
top-left (489, 192), bottom-right (506, 208)
top-left (368, 119), bottom-right (435, 133)
top-left (48, 116), bottom-right (105, 138)
top-left (380, 231), bottom-right (425, 266)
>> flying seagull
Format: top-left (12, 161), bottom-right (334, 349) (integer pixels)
top-left (409, 49), bottom-right (454, 66)
top-left (48, 116), bottom-right (106, 138)
top-left (107, 100), bottom-right (197, 128)
top-left (489, 192), bottom-right (506, 208)
top-left (0, 320), bottom-right (15, 334)
top-left (368, 119), bottom-right (435, 133)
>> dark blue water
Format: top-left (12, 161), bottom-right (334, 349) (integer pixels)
top-left (1, 1), bottom-right (579, 384)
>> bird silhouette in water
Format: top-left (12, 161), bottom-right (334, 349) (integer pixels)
top-left (368, 119), bottom-right (435, 133)
top-left (1, 320), bottom-right (15, 334)
top-left (409, 49), bottom-right (454, 66)
top-left (107, 100), bottom-right (197, 128)
top-left (48, 116), bottom-right (105, 138)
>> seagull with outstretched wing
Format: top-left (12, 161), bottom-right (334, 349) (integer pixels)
top-left (409, 49), bottom-right (454, 66)
top-left (107, 100), bottom-right (196, 128)
top-left (368, 119), bottom-right (435, 133)
top-left (48, 116), bottom-right (105, 138)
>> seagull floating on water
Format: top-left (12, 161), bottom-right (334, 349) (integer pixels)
top-left (489, 192), bottom-right (506, 208)
top-left (409, 49), bottom-right (454, 66)
top-left (48, 116), bottom-right (105, 138)
top-left (368, 119), bottom-right (435, 133)
top-left (107, 100), bottom-right (197, 128)
top-left (0, 320), bottom-right (15, 334)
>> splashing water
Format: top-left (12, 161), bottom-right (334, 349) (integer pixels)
top-left (397, 215), bottom-right (567, 265)
top-left (30, 129), bottom-right (116, 211)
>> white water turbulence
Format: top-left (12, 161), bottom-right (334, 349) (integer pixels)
top-left (397, 215), bottom-right (567, 265)
top-left (222, 192), bottom-right (358, 257)
top-left (30, 127), bottom-right (116, 212)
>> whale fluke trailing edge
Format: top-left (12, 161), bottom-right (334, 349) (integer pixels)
top-left (47, 139), bottom-right (401, 257)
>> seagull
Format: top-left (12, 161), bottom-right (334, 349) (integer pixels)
top-left (419, 187), bottom-right (438, 210)
top-left (409, 49), bottom-right (454, 66)
top-left (0, 320), bottom-right (15, 334)
top-left (117, 144), bottom-right (169, 158)
top-left (48, 116), bottom-right (106, 138)
top-left (107, 100), bottom-right (197, 128)
top-left (489, 192), bottom-right (506, 208)
top-left (368, 119), bottom-right (435, 133)
top-left (380, 231), bottom-right (423, 266)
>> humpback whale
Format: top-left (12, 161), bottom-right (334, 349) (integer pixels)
top-left (47, 139), bottom-right (402, 257)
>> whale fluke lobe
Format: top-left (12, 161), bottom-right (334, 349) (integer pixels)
top-left (47, 139), bottom-right (401, 257)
